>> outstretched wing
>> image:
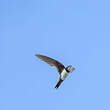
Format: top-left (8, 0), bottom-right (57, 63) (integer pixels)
top-left (35, 54), bottom-right (65, 74)
top-left (55, 79), bottom-right (63, 89)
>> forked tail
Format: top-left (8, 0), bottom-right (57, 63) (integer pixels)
top-left (55, 79), bottom-right (63, 89)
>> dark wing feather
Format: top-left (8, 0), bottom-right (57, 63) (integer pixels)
top-left (35, 54), bottom-right (65, 74)
top-left (55, 79), bottom-right (63, 89)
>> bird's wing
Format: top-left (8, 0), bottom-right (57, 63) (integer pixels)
top-left (55, 79), bottom-right (63, 89)
top-left (35, 54), bottom-right (65, 74)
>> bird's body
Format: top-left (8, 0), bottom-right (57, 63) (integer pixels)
top-left (35, 54), bottom-right (75, 89)
top-left (61, 69), bottom-right (69, 80)
top-left (55, 69), bottom-right (70, 88)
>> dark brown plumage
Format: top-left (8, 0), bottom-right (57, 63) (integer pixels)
top-left (35, 54), bottom-right (65, 74)
top-left (55, 79), bottom-right (63, 89)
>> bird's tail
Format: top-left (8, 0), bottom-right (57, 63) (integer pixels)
top-left (55, 79), bottom-right (63, 89)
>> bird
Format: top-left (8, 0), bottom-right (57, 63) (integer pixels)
top-left (35, 54), bottom-right (75, 89)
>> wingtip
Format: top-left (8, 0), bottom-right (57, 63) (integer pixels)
top-left (35, 54), bottom-right (40, 57)
top-left (55, 87), bottom-right (58, 89)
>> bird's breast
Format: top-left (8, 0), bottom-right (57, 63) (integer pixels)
top-left (61, 69), bottom-right (69, 80)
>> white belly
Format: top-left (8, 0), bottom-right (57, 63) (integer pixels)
top-left (61, 69), bottom-right (69, 80)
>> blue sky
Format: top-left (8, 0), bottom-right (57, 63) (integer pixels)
top-left (0, 0), bottom-right (110, 110)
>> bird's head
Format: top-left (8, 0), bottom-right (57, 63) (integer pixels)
top-left (66, 65), bottom-right (75, 73)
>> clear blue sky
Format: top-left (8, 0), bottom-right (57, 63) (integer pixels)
top-left (0, 0), bottom-right (110, 110)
